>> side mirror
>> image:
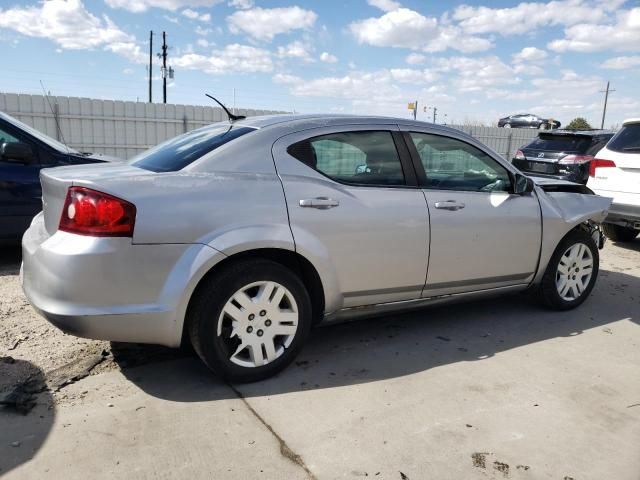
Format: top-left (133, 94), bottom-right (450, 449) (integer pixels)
top-left (1, 142), bottom-right (35, 164)
top-left (513, 173), bottom-right (534, 194)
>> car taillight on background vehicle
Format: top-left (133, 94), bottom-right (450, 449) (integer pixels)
top-left (558, 154), bottom-right (594, 164)
top-left (514, 150), bottom-right (525, 161)
top-left (59, 187), bottom-right (136, 237)
top-left (589, 158), bottom-right (616, 177)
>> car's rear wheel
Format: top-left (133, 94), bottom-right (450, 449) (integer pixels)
top-left (538, 122), bottom-right (548, 130)
top-left (503, 123), bottom-right (512, 128)
top-left (539, 230), bottom-right (599, 310)
top-left (602, 223), bottom-right (639, 242)
top-left (187, 259), bottom-right (312, 382)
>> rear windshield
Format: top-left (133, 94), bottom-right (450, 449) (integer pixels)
top-left (131, 124), bottom-right (255, 172)
top-left (525, 135), bottom-right (591, 152)
top-left (607, 124), bottom-right (640, 153)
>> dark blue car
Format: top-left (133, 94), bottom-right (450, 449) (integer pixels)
top-left (0, 112), bottom-right (118, 244)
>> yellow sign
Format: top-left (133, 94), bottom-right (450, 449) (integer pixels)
top-left (408, 102), bottom-right (415, 110)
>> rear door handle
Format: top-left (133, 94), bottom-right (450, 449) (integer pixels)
top-left (299, 197), bottom-right (340, 209)
top-left (434, 200), bottom-right (465, 211)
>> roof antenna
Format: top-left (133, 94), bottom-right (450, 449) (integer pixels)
top-left (205, 93), bottom-right (246, 121)
top-left (39, 80), bottom-right (70, 154)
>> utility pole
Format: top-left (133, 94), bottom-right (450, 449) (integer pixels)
top-left (161, 31), bottom-right (168, 104)
top-left (600, 81), bottom-right (615, 129)
top-left (413, 99), bottom-right (418, 120)
top-left (148, 30), bottom-right (153, 103)
top-left (433, 106), bottom-right (437, 124)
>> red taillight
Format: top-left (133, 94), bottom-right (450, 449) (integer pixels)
top-left (59, 187), bottom-right (136, 237)
top-left (589, 158), bottom-right (616, 177)
top-left (558, 154), bottom-right (594, 164)
top-left (514, 149), bottom-right (525, 160)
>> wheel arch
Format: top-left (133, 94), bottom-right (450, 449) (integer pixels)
top-left (180, 247), bottom-right (326, 346)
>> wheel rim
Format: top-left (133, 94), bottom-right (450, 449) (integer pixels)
top-left (217, 281), bottom-right (299, 368)
top-left (555, 243), bottom-right (593, 301)
top-left (504, 124), bottom-right (511, 128)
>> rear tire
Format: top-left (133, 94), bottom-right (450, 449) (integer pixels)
top-left (602, 223), bottom-right (639, 242)
top-left (538, 230), bottom-right (599, 310)
top-left (187, 259), bottom-right (312, 382)
top-left (503, 123), bottom-right (512, 128)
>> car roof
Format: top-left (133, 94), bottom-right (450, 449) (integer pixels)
top-left (539, 129), bottom-right (615, 137)
top-left (622, 118), bottom-right (640, 125)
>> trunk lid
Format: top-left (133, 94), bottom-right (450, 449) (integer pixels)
top-left (40, 163), bottom-right (152, 236)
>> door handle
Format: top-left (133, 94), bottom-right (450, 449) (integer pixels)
top-left (299, 197), bottom-right (340, 209)
top-left (434, 200), bottom-right (465, 211)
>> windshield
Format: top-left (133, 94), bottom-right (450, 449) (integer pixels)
top-left (607, 124), bottom-right (640, 153)
top-left (526, 135), bottom-right (591, 152)
top-left (0, 112), bottom-right (80, 154)
top-left (130, 124), bottom-right (255, 172)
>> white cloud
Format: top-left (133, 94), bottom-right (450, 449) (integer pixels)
top-left (104, 0), bottom-right (221, 13)
top-left (389, 68), bottom-right (438, 84)
top-left (405, 53), bottom-right (426, 65)
top-left (228, 0), bottom-right (253, 8)
top-left (227, 6), bottom-right (317, 41)
top-left (196, 38), bottom-right (212, 48)
top-left (272, 73), bottom-right (303, 85)
top-left (122, 68), bottom-right (134, 75)
top-left (164, 15), bottom-right (179, 23)
top-left (182, 8), bottom-right (211, 22)
top-left (431, 56), bottom-right (519, 92)
top-left (601, 55), bottom-right (640, 69)
top-left (195, 26), bottom-right (212, 35)
top-left (367, 0), bottom-right (401, 12)
top-left (320, 52), bottom-right (338, 63)
top-left (277, 40), bottom-right (314, 61)
top-left (452, 0), bottom-right (618, 36)
top-left (549, 7), bottom-right (640, 52)
top-left (512, 47), bottom-right (548, 63)
top-left (0, 0), bottom-right (146, 63)
top-left (348, 8), bottom-right (492, 53)
top-left (172, 43), bottom-right (272, 74)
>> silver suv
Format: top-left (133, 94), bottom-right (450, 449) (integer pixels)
top-left (22, 115), bottom-right (610, 381)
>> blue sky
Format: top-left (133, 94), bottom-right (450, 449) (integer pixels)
top-left (0, 0), bottom-right (639, 127)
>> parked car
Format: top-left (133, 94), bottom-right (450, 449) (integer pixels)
top-left (587, 118), bottom-right (640, 242)
top-left (0, 112), bottom-right (119, 244)
top-left (511, 129), bottom-right (614, 184)
top-left (22, 115), bottom-right (610, 382)
top-left (498, 114), bottom-right (561, 129)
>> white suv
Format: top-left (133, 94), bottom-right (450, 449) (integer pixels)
top-left (588, 118), bottom-right (640, 242)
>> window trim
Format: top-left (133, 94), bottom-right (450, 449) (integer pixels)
top-left (402, 131), bottom-right (516, 194)
top-left (287, 129), bottom-right (419, 189)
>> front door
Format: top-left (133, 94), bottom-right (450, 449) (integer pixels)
top-left (273, 125), bottom-right (430, 310)
top-left (404, 130), bottom-right (541, 297)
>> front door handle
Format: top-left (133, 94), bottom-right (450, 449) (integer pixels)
top-left (434, 200), bottom-right (465, 211)
top-left (299, 197), bottom-right (340, 209)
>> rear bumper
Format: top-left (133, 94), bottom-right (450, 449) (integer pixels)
top-left (21, 213), bottom-right (225, 347)
top-left (512, 159), bottom-right (588, 184)
top-left (605, 203), bottom-right (640, 228)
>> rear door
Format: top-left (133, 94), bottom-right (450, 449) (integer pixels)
top-left (403, 129), bottom-right (541, 296)
top-left (0, 121), bottom-right (43, 241)
top-left (273, 125), bottom-right (430, 309)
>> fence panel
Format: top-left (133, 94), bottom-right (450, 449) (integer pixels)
top-left (449, 125), bottom-right (539, 160)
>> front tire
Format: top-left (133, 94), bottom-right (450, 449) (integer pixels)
top-left (187, 259), bottom-right (312, 382)
top-left (602, 223), bottom-right (639, 242)
top-left (503, 123), bottom-right (512, 128)
top-left (539, 230), bottom-right (599, 310)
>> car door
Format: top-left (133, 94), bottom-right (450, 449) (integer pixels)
top-left (272, 125), bottom-right (430, 310)
top-left (403, 129), bottom-right (541, 297)
top-left (0, 122), bottom-right (43, 241)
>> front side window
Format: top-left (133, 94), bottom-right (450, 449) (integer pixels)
top-left (131, 124), bottom-right (255, 172)
top-left (410, 132), bottom-right (512, 192)
top-left (287, 131), bottom-right (405, 186)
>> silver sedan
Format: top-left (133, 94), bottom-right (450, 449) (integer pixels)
top-left (21, 115), bottom-right (611, 382)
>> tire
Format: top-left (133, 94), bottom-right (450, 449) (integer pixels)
top-left (538, 122), bottom-right (548, 130)
top-left (503, 123), bottom-right (512, 128)
top-left (538, 229), bottom-right (599, 310)
top-left (602, 223), bottom-right (639, 242)
top-left (187, 259), bottom-right (313, 382)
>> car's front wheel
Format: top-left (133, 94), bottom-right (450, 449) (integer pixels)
top-left (539, 230), bottom-right (599, 310)
top-left (188, 259), bottom-right (312, 382)
top-left (602, 223), bottom-right (639, 242)
top-left (503, 123), bottom-right (512, 128)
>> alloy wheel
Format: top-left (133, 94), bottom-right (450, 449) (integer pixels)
top-left (555, 243), bottom-right (593, 301)
top-left (217, 281), bottom-right (299, 368)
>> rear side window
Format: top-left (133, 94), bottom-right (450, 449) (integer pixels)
top-left (607, 124), bottom-right (640, 153)
top-left (287, 131), bottom-right (405, 186)
top-left (131, 125), bottom-right (255, 172)
top-left (526, 135), bottom-right (591, 152)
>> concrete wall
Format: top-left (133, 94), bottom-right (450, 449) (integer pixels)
top-left (0, 92), bottom-right (285, 159)
top-left (1, 92), bottom-right (539, 161)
